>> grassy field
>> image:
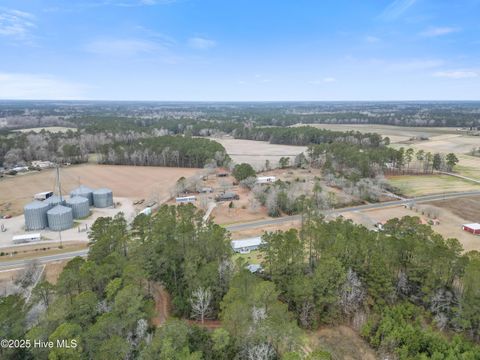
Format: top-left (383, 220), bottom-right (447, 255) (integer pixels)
top-left (388, 174), bottom-right (480, 196)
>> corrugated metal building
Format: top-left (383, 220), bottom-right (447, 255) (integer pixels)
top-left (70, 185), bottom-right (94, 206)
top-left (47, 205), bottom-right (73, 231)
top-left (24, 201), bottom-right (50, 230)
top-left (66, 196), bottom-right (90, 219)
top-left (93, 188), bottom-right (113, 208)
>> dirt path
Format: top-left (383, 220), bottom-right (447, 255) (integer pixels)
top-left (151, 282), bottom-right (171, 327)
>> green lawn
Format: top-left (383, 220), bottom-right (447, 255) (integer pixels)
top-left (232, 250), bottom-right (263, 265)
top-left (388, 174), bottom-right (480, 196)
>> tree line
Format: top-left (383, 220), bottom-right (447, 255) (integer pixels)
top-left (98, 136), bottom-right (230, 168)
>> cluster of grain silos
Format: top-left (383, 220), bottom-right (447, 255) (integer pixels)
top-left (24, 186), bottom-right (114, 231)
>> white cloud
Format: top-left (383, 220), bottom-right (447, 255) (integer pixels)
top-left (85, 38), bottom-right (161, 56)
top-left (420, 27), bottom-right (459, 37)
top-left (309, 77), bottom-right (336, 85)
top-left (188, 37), bottom-right (216, 50)
top-left (380, 0), bottom-right (417, 20)
top-left (0, 8), bottom-right (36, 40)
top-left (433, 70), bottom-right (478, 79)
top-left (323, 77), bottom-right (336, 83)
top-left (365, 36), bottom-right (381, 43)
top-left (0, 72), bottom-right (88, 100)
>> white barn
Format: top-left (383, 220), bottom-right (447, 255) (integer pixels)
top-left (231, 237), bottom-right (263, 253)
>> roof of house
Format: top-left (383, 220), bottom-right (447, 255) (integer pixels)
top-left (463, 223), bottom-right (480, 230)
top-left (231, 237), bottom-right (263, 249)
top-left (246, 264), bottom-right (262, 273)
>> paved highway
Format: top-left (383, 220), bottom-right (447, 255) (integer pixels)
top-left (1, 189), bottom-right (480, 270)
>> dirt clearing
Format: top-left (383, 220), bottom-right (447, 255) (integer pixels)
top-left (426, 196), bottom-right (480, 223)
top-left (0, 164), bottom-right (199, 216)
top-left (308, 325), bottom-right (377, 360)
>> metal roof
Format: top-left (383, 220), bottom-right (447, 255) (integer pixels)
top-left (463, 223), bottom-right (480, 230)
top-left (71, 185), bottom-right (93, 194)
top-left (47, 205), bottom-right (72, 215)
top-left (45, 195), bottom-right (64, 204)
top-left (231, 237), bottom-right (263, 249)
top-left (93, 188), bottom-right (112, 194)
top-left (24, 200), bottom-right (50, 210)
top-left (66, 196), bottom-right (89, 204)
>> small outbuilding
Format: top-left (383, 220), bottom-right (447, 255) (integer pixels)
top-left (462, 223), bottom-right (480, 235)
top-left (256, 176), bottom-right (276, 184)
top-left (215, 192), bottom-right (239, 202)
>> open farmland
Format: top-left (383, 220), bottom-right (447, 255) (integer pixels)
top-left (301, 123), bottom-right (463, 144)
top-left (426, 196), bottom-right (480, 223)
top-left (0, 164), bottom-right (199, 216)
top-left (387, 174), bottom-right (480, 196)
top-left (214, 137), bottom-right (307, 169)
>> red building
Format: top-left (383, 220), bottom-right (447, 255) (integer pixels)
top-left (462, 223), bottom-right (480, 235)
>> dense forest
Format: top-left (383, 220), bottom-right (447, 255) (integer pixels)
top-left (233, 126), bottom-right (385, 147)
top-left (2, 204), bottom-right (479, 359)
top-left (1, 101), bottom-right (480, 129)
top-left (97, 136), bottom-right (229, 168)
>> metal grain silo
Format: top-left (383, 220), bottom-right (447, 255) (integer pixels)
top-left (66, 196), bottom-right (90, 219)
top-left (47, 205), bottom-right (73, 231)
top-left (45, 195), bottom-right (66, 207)
top-left (93, 188), bottom-right (113, 208)
top-left (70, 185), bottom-right (94, 206)
top-left (24, 201), bottom-right (50, 230)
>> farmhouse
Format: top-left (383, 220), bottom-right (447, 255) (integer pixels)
top-left (462, 223), bottom-right (480, 235)
top-left (256, 176), bottom-right (276, 184)
top-left (231, 237), bottom-right (263, 253)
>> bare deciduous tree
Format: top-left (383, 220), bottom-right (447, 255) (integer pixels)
top-left (190, 287), bottom-right (212, 324)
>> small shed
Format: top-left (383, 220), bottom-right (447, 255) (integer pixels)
top-left (462, 223), bottom-right (480, 235)
top-left (256, 176), bottom-right (276, 184)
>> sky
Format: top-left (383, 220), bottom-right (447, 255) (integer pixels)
top-left (0, 0), bottom-right (479, 101)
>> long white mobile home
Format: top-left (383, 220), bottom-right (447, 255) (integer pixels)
top-left (12, 233), bottom-right (41, 244)
top-left (176, 196), bottom-right (196, 204)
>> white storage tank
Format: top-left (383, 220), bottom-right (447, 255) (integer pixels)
top-left (70, 185), bottom-right (94, 206)
top-left (47, 205), bottom-right (73, 231)
top-left (24, 201), bottom-right (50, 230)
top-left (66, 196), bottom-right (90, 219)
top-left (93, 188), bottom-right (113, 208)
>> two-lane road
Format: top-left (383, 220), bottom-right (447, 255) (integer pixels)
top-left (2, 190), bottom-right (480, 270)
